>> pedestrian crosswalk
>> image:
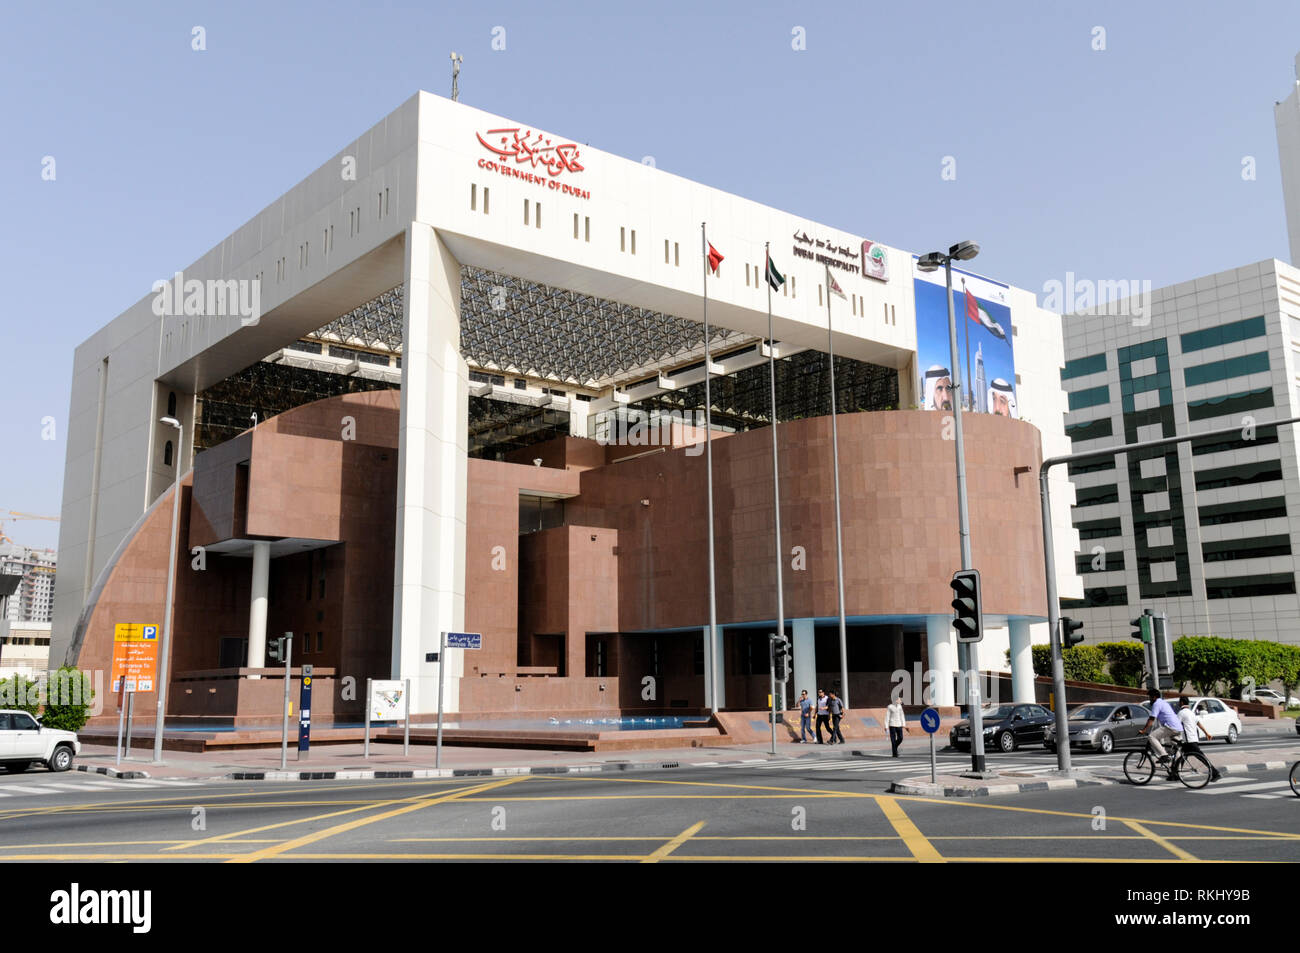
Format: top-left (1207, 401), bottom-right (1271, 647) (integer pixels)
top-left (716, 756), bottom-right (996, 775)
top-left (1137, 774), bottom-right (1297, 799)
top-left (0, 777), bottom-right (204, 799)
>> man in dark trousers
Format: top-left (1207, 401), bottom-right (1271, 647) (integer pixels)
top-left (797, 690), bottom-right (815, 743)
top-left (814, 689), bottom-right (831, 744)
top-left (827, 691), bottom-right (846, 744)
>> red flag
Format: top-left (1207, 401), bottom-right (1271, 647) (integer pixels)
top-left (707, 242), bottom-right (724, 274)
top-left (965, 283), bottom-right (980, 325)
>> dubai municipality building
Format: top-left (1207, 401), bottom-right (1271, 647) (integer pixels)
top-left (52, 92), bottom-right (1083, 731)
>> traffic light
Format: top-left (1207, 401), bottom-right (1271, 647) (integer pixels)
top-left (950, 569), bottom-right (982, 643)
top-left (771, 634), bottom-right (791, 681)
top-left (1130, 615), bottom-right (1152, 644)
top-left (267, 636), bottom-right (286, 663)
top-left (1061, 616), bottom-right (1085, 648)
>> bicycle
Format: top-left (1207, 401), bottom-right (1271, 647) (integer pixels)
top-left (1123, 736), bottom-right (1213, 789)
top-left (1290, 761), bottom-right (1299, 798)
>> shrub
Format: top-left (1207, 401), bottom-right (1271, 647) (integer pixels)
top-left (1029, 643), bottom-right (1107, 683)
top-left (1098, 642), bottom-right (1146, 688)
top-left (39, 667), bottom-right (94, 732)
top-left (0, 675), bottom-right (41, 717)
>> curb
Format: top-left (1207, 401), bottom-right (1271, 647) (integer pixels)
top-left (890, 775), bottom-right (1115, 797)
top-left (1218, 760), bottom-right (1290, 774)
top-left (227, 759), bottom-right (692, 782)
top-left (75, 764), bottom-right (150, 780)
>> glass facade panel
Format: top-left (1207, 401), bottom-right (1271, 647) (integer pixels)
top-left (1179, 315), bottom-right (1266, 354)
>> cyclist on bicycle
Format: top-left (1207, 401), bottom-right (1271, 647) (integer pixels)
top-left (1137, 688), bottom-right (1181, 764)
top-left (1178, 696), bottom-right (1223, 783)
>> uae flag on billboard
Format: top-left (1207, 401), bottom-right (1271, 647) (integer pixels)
top-left (965, 281), bottom-right (1006, 340)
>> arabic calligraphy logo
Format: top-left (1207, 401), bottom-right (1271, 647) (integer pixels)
top-left (477, 127), bottom-right (584, 177)
top-left (862, 240), bottom-right (889, 281)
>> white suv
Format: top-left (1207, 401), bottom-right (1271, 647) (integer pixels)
top-left (0, 709), bottom-right (80, 773)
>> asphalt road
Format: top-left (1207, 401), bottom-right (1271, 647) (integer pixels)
top-left (0, 736), bottom-right (1295, 862)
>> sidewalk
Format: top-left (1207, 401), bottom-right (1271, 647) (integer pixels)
top-left (76, 736), bottom-right (897, 781)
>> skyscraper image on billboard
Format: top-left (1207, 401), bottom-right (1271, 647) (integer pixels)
top-left (913, 269), bottom-right (1017, 419)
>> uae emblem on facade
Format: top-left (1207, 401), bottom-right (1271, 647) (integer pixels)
top-left (862, 240), bottom-right (889, 282)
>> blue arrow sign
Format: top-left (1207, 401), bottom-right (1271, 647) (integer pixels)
top-left (920, 707), bottom-right (941, 734)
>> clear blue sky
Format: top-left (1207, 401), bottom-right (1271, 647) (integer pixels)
top-left (3, 0), bottom-right (1299, 552)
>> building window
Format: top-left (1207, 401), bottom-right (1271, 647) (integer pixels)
top-left (471, 184), bottom-right (477, 211)
top-left (573, 212), bottom-right (579, 239)
top-left (1066, 417), bottom-right (1114, 442)
top-left (523, 199), bottom-right (529, 226)
top-left (1062, 352), bottom-right (1107, 380)
top-left (167, 391), bottom-right (177, 417)
top-left (1068, 385), bottom-right (1110, 411)
top-left (1180, 315), bottom-right (1266, 354)
top-left (674, 243), bottom-right (679, 266)
top-left (584, 216), bottom-right (590, 242)
top-left (317, 632), bottom-right (324, 652)
top-left (620, 227), bottom-right (625, 252)
top-left (1183, 351), bottom-right (1270, 387)
top-left (535, 202), bottom-right (541, 228)
top-left (1201, 535), bottom-right (1292, 563)
top-left (1073, 484), bottom-right (1119, 507)
top-left (630, 230), bottom-right (636, 254)
top-left (1186, 387), bottom-right (1273, 422)
top-left (1206, 574), bottom-right (1297, 599)
top-left (163, 441), bottom-right (173, 467)
top-left (1195, 460), bottom-right (1283, 491)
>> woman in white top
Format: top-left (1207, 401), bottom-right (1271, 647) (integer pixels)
top-left (885, 697), bottom-right (906, 757)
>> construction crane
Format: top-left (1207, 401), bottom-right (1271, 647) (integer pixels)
top-left (0, 511), bottom-right (59, 545)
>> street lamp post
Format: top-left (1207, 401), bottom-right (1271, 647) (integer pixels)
top-left (153, 415), bottom-right (183, 764)
top-left (918, 241), bottom-right (986, 773)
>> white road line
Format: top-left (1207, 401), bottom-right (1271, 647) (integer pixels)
top-left (33, 782), bottom-right (96, 792)
top-left (1241, 793), bottom-right (1287, 800)
top-left (0, 784), bottom-right (56, 794)
top-left (1188, 778), bottom-right (1294, 795)
top-left (116, 779), bottom-right (200, 787)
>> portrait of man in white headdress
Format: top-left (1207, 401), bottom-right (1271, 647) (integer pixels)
top-left (922, 364), bottom-right (954, 411)
top-left (988, 378), bottom-right (1018, 419)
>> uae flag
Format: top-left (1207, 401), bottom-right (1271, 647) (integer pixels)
top-left (964, 282), bottom-right (1006, 340)
top-left (765, 253), bottom-right (785, 290)
top-left (827, 270), bottom-right (847, 300)
top-left (707, 242), bottom-right (724, 274)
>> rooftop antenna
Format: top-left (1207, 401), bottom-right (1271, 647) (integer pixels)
top-left (450, 52), bottom-right (463, 102)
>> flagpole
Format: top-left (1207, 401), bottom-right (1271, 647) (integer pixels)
top-left (824, 263), bottom-right (850, 709)
top-left (765, 244), bottom-right (786, 718)
top-left (701, 223), bottom-right (719, 715)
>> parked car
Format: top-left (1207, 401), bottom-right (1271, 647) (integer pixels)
top-left (1183, 697), bottom-right (1242, 743)
top-left (1043, 702), bottom-right (1150, 755)
top-left (1248, 688), bottom-right (1300, 708)
top-left (0, 710), bottom-right (80, 773)
top-left (949, 703), bottom-right (1054, 752)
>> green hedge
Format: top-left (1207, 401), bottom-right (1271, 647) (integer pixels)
top-left (0, 675), bottom-right (41, 717)
top-left (40, 667), bottom-right (95, 732)
top-left (1098, 642), bottom-right (1146, 688)
top-left (1030, 643), bottom-right (1108, 683)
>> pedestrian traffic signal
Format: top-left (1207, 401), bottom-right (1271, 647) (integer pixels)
top-left (1130, 615), bottom-right (1152, 644)
top-left (267, 636), bottom-right (286, 662)
top-left (1061, 616), bottom-right (1085, 648)
top-left (950, 569), bottom-right (982, 643)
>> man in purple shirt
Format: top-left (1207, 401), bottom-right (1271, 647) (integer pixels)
top-left (1138, 688), bottom-right (1181, 762)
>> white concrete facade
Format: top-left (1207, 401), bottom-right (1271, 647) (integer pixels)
top-left (55, 91), bottom-right (1080, 711)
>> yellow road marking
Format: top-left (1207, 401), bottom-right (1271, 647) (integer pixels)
top-left (642, 821), bottom-right (705, 863)
top-left (168, 782), bottom-right (489, 852)
top-left (876, 797), bottom-right (944, 863)
top-left (1123, 819), bottom-right (1199, 861)
top-left (229, 777), bottom-right (524, 864)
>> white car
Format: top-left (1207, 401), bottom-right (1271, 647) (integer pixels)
top-left (0, 709), bottom-right (80, 773)
top-left (1183, 697), bottom-right (1242, 744)
top-left (1250, 689), bottom-right (1300, 708)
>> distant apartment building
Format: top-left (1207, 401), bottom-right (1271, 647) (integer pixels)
top-left (1059, 259), bottom-right (1300, 644)
top-left (0, 621), bottom-right (52, 679)
top-left (0, 542), bottom-right (56, 624)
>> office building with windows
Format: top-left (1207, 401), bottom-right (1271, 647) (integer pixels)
top-left (1060, 259), bottom-right (1300, 644)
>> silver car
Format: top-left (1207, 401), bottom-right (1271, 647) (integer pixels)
top-left (1043, 702), bottom-right (1150, 755)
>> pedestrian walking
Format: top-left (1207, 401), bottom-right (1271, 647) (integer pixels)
top-left (828, 691), bottom-right (846, 744)
top-left (815, 689), bottom-right (830, 744)
top-left (886, 696), bottom-right (906, 757)
top-left (797, 690), bottom-right (815, 743)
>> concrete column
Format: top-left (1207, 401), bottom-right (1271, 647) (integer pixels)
top-left (1009, 618), bottom-right (1035, 704)
top-left (247, 541), bottom-right (270, 677)
top-left (792, 618), bottom-right (817, 697)
top-left (925, 614), bottom-right (955, 706)
top-left (392, 224), bottom-right (469, 714)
